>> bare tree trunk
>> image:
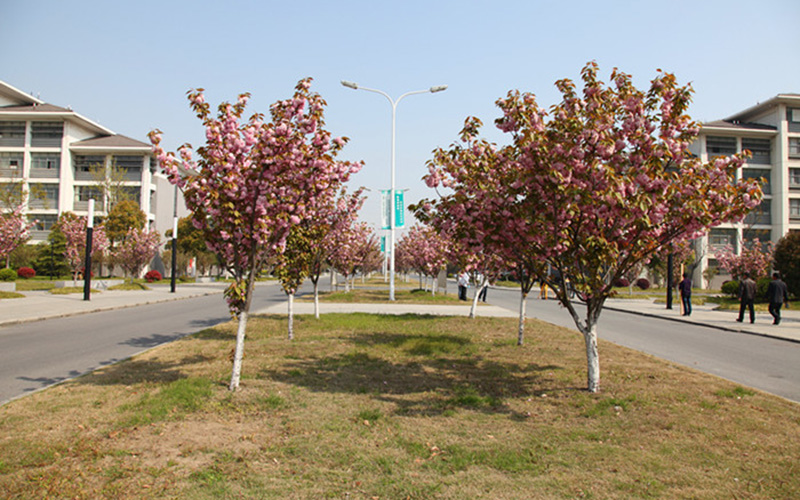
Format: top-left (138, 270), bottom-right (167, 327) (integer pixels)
top-left (470, 277), bottom-right (488, 319)
top-left (287, 292), bottom-right (294, 340)
top-left (517, 290), bottom-right (527, 345)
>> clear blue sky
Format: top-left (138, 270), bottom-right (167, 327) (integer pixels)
top-left (2, 0), bottom-right (799, 232)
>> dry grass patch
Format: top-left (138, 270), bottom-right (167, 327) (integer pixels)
top-left (1, 313), bottom-right (798, 499)
top-left (305, 288), bottom-right (466, 305)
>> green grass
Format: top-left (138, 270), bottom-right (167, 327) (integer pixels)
top-left (0, 291), bottom-right (25, 299)
top-left (1, 313), bottom-right (798, 499)
top-left (108, 282), bottom-right (150, 291)
top-left (306, 287), bottom-right (467, 305)
top-left (49, 286), bottom-right (101, 295)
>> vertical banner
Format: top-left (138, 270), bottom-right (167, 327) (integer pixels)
top-left (381, 190), bottom-right (391, 229)
top-left (394, 191), bottom-right (405, 228)
top-left (380, 235), bottom-right (386, 253)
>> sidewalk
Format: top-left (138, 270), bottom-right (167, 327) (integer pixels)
top-left (604, 297), bottom-right (800, 343)
top-left (1, 284), bottom-right (798, 344)
top-left (0, 283), bottom-right (226, 327)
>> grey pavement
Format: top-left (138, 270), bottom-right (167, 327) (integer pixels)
top-left (1, 284), bottom-right (798, 344)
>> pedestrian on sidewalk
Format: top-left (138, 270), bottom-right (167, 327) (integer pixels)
top-left (678, 273), bottom-right (692, 316)
top-left (736, 272), bottom-right (757, 324)
top-left (766, 272), bottom-right (789, 325)
top-left (457, 271), bottom-right (469, 301)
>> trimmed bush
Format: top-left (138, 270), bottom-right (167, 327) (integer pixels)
top-left (16, 267), bottom-right (35, 279)
top-left (614, 278), bottom-right (630, 288)
top-left (145, 270), bottom-right (163, 283)
top-left (635, 277), bottom-right (651, 290)
top-left (721, 280), bottom-right (739, 297)
top-left (0, 268), bottom-right (18, 282)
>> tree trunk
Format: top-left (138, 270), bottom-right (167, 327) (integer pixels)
top-left (229, 267), bottom-right (257, 391)
top-left (470, 277), bottom-right (488, 319)
top-left (287, 292), bottom-right (294, 340)
top-left (229, 310), bottom-right (249, 391)
top-left (582, 322), bottom-right (600, 393)
top-left (313, 280), bottom-right (320, 320)
top-left (431, 276), bottom-right (436, 296)
top-left (517, 290), bottom-right (527, 345)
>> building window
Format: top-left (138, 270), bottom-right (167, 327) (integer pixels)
top-left (28, 183), bottom-right (59, 210)
top-left (791, 199), bottom-right (800, 220)
top-left (30, 122), bottom-right (64, 147)
top-left (0, 121), bottom-right (26, 147)
top-left (0, 152), bottom-right (24, 177)
top-left (790, 138), bottom-right (800, 159)
top-left (709, 228), bottom-right (737, 252)
top-left (29, 153), bottom-right (61, 179)
top-left (73, 155), bottom-right (105, 181)
top-left (741, 168), bottom-right (770, 195)
top-left (741, 138), bottom-right (771, 164)
top-left (29, 214), bottom-right (58, 231)
top-left (790, 169), bottom-right (800, 189)
top-left (788, 108), bottom-right (800, 133)
top-left (743, 228), bottom-right (770, 245)
top-left (112, 155), bottom-right (144, 181)
top-left (706, 136), bottom-right (737, 157)
top-left (744, 199), bottom-right (771, 225)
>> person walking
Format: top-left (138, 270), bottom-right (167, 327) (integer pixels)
top-left (766, 272), bottom-right (789, 325)
top-left (678, 273), bottom-right (692, 316)
top-left (736, 272), bottom-right (757, 324)
top-left (457, 271), bottom-right (469, 301)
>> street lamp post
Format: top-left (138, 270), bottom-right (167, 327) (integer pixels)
top-left (340, 80), bottom-right (447, 301)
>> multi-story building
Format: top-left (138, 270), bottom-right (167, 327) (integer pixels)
top-left (689, 94), bottom-right (800, 288)
top-left (0, 80), bottom-right (157, 242)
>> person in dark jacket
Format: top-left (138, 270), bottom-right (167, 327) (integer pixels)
top-left (678, 273), bottom-right (692, 316)
top-left (766, 272), bottom-right (789, 325)
top-left (736, 272), bottom-right (757, 324)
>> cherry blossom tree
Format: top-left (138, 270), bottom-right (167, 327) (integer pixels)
top-left (0, 205), bottom-right (34, 269)
top-left (150, 78), bottom-right (360, 391)
top-left (421, 62), bottom-right (762, 392)
top-left (329, 221), bottom-right (370, 292)
top-left (395, 224), bottom-right (449, 295)
top-left (716, 238), bottom-right (774, 281)
top-left (57, 212), bottom-right (110, 285)
top-left (113, 227), bottom-right (161, 281)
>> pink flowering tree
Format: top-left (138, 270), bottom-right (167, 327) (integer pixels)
top-left (416, 116), bottom-right (544, 340)
top-left (113, 227), bottom-right (160, 281)
top-left (58, 212), bottom-right (111, 285)
top-left (329, 221), bottom-right (370, 292)
top-left (421, 62), bottom-right (763, 393)
top-left (396, 224), bottom-right (449, 295)
top-left (150, 78), bottom-right (360, 391)
top-left (0, 205), bottom-right (34, 269)
top-left (716, 238), bottom-right (774, 281)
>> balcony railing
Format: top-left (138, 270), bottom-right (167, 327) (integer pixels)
top-left (29, 168), bottom-right (60, 179)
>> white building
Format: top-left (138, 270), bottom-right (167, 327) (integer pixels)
top-left (0, 80), bottom-right (157, 242)
top-left (690, 94), bottom-right (800, 287)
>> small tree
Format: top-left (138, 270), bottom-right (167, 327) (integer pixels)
top-left (113, 227), bottom-right (161, 281)
top-left (105, 200), bottom-right (146, 247)
top-left (330, 222), bottom-right (370, 292)
top-left (0, 205), bottom-right (34, 268)
top-left (421, 63), bottom-right (762, 392)
top-left (772, 232), bottom-right (800, 297)
top-left (716, 238), bottom-right (774, 282)
top-left (57, 212), bottom-right (110, 285)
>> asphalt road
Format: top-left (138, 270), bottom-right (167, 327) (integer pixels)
top-left (483, 285), bottom-right (800, 403)
top-left (0, 282), bottom-right (290, 405)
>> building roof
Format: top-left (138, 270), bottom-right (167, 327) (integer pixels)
top-left (0, 103), bottom-right (72, 113)
top-left (0, 80), bottom-right (43, 106)
top-left (70, 134), bottom-right (152, 151)
top-left (724, 93), bottom-right (800, 122)
top-left (701, 120), bottom-right (777, 134)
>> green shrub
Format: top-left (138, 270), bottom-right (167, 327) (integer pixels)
top-left (756, 276), bottom-right (771, 300)
top-left (0, 268), bottom-right (18, 281)
top-left (721, 280), bottom-right (739, 297)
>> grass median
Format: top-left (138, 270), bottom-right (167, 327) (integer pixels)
top-left (0, 312), bottom-right (798, 499)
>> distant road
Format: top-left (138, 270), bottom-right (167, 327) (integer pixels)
top-left (484, 285), bottom-right (800, 403)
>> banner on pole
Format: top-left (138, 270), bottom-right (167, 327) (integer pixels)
top-left (381, 190), bottom-right (391, 229)
top-left (394, 191), bottom-right (405, 228)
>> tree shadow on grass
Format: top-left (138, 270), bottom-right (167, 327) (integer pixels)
top-left (261, 331), bottom-right (565, 419)
top-left (74, 354), bottom-right (213, 387)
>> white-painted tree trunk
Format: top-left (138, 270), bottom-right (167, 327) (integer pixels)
top-left (517, 291), bottom-right (527, 345)
top-left (228, 310), bottom-right (248, 391)
top-left (470, 277), bottom-right (489, 319)
top-left (287, 293), bottom-right (294, 340)
top-left (583, 323), bottom-right (600, 393)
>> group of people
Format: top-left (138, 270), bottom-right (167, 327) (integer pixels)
top-left (678, 272), bottom-right (790, 325)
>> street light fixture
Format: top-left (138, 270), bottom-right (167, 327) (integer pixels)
top-left (341, 80), bottom-right (447, 301)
